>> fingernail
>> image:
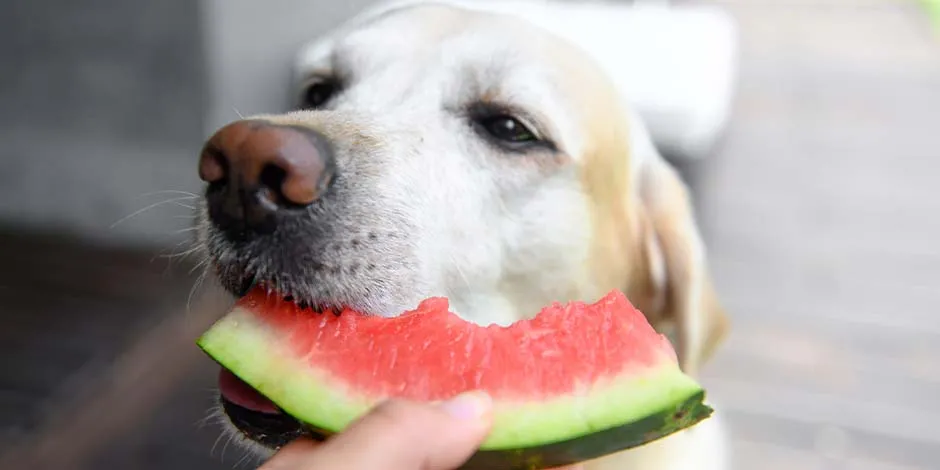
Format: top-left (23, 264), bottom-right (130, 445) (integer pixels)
top-left (438, 391), bottom-right (491, 420)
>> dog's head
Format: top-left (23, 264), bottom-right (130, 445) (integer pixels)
top-left (197, 1), bottom-right (728, 455)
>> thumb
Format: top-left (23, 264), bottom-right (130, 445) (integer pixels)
top-left (305, 391), bottom-right (493, 470)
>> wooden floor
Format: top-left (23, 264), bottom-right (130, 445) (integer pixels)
top-left (0, 231), bottom-right (236, 470)
top-left (2, 1), bottom-right (939, 469)
top-left (692, 1), bottom-right (940, 469)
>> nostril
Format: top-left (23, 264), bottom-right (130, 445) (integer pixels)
top-left (199, 146), bottom-right (227, 184)
top-left (259, 164), bottom-right (289, 205)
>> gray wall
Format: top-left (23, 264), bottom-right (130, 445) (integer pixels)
top-left (202, 0), bottom-right (379, 133)
top-left (0, 0), bottom-right (377, 247)
top-left (0, 0), bottom-right (206, 246)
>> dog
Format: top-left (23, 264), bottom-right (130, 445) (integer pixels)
top-left (196, 1), bottom-right (731, 469)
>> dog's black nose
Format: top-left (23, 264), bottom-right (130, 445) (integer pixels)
top-left (199, 120), bottom-right (335, 238)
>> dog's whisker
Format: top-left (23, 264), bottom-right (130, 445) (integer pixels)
top-left (165, 235), bottom-right (194, 249)
top-left (159, 245), bottom-right (202, 261)
top-left (110, 196), bottom-right (199, 229)
top-left (188, 256), bottom-right (210, 276)
top-left (187, 263), bottom-right (212, 314)
top-left (187, 275), bottom-right (206, 313)
top-left (220, 431), bottom-right (236, 463)
top-left (209, 430), bottom-right (226, 458)
top-left (196, 407), bottom-right (222, 428)
top-left (169, 202), bottom-right (197, 211)
top-left (151, 239), bottom-right (200, 270)
top-left (152, 240), bottom-right (187, 261)
top-left (173, 225), bottom-right (201, 234)
top-left (233, 448), bottom-right (254, 469)
top-left (154, 240), bottom-right (206, 275)
top-left (137, 189), bottom-right (200, 199)
top-left (196, 418), bottom-right (215, 431)
top-left (164, 244), bottom-right (204, 262)
top-left (232, 106), bottom-right (245, 119)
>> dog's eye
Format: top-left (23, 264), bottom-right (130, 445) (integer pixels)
top-left (299, 80), bottom-right (338, 109)
top-left (477, 115), bottom-right (538, 144)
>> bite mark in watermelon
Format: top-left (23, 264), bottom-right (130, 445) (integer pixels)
top-left (197, 289), bottom-right (712, 469)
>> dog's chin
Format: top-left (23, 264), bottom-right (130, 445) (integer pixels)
top-left (213, 260), bottom-right (344, 311)
top-left (215, 404), bottom-right (284, 460)
top-left (210, 254), bottom-right (416, 318)
top-left (218, 399), bottom-right (305, 454)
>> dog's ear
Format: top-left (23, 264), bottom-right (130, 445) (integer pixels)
top-left (636, 149), bottom-right (729, 375)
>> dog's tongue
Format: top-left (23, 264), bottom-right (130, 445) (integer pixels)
top-left (218, 369), bottom-right (280, 414)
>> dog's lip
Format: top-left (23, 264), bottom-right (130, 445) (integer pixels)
top-left (217, 268), bottom-right (342, 314)
top-left (235, 273), bottom-right (258, 297)
top-left (248, 280), bottom-right (355, 315)
top-left (218, 368), bottom-right (280, 414)
top-left (212, 258), bottom-right (374, 315)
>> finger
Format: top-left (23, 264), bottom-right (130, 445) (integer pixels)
top-left (313, 391), bottom-right (493, 470)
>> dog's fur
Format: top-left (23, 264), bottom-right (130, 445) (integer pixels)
top-left (198, 2), bottom-right (730, 469)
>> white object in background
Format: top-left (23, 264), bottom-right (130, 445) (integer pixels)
top-left (334, 0), bottom-right (740, 160)
top-left (586, 4), bottom-right (739, 160)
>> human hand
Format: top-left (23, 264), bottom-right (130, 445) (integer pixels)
top-left (258, 391), bottom-right (583, 470)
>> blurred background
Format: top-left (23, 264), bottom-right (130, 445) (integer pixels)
top-left (1, 0), bottom-right (938, 469)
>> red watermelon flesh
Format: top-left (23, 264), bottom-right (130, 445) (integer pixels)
top-left (252, 290), bottom-right (674, 400)
top-left (198, 288), bottom-right (712, 466)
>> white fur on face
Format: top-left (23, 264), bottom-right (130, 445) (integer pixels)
top-left (280, 5), bottom-right (605, 325)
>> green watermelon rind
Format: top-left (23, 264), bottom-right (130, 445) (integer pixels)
top-left (198, 305), bottom-right (712, 461)
top-left (299, 391), bottom-right (712, 470)
top-left (454, 391), bottom-right (711, 469)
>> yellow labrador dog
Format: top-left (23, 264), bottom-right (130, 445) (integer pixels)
top-left (197, 1), bottom-right (731, 469)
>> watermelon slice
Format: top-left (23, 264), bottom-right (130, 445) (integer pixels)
top-left (198, 289), bottom-right (712, 469)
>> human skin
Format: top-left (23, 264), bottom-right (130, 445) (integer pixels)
top-left (258, 391), bottom-right (583, 470)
